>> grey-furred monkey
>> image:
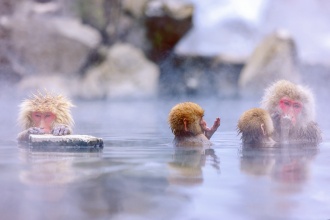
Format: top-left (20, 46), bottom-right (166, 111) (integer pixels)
top-left (260, 80), bottom-right (321, 144)
top-left (17, 91), bottom-right (74, 142)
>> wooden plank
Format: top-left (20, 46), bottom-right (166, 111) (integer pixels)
top-left (25, 134), bottom-right (104, 152)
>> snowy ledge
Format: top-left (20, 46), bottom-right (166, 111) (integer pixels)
top-left (23, 134), bottom-right (104, 152)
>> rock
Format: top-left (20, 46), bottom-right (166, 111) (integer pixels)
top-left (145, 0), bottom-right (194, 62)
top-left (0, 20), bottom-right (22, 85)
top-left (26, 134), bottom-right (104, 152)
top-left (17, 75), bottom-right (79, 97)
top-left (0, 1), bottom-right (22, 85)
top-left (158, 54), bottom-right (241, 97)
top-left (175, 0), bottom-right (330, 66)
top-left (238, 30), bottom-right (300, 97)
top-left (79, 43), bottom-right (160, 99)
top-left (10, 10), bottom-right (101, 76)
top-left (122, 0), bottom-right (150, 18)
top-left (77, 0), bottom-right (151, 51)
top-left (77, 0), bottom-right (114, 32)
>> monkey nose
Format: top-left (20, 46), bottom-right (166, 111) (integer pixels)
top-left (39, 120), bottom-right (45, 128)
top-left (288, 112), bottom-right (297, 125)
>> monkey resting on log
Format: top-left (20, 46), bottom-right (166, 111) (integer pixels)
top-left (17, 91), bottom-right (74, 142)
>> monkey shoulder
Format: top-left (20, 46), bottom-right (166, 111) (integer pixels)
top-left (17, 130), bottom-right (30, 142)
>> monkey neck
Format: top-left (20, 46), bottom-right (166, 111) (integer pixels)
top-left (176, 131), bottom-right (201, 137)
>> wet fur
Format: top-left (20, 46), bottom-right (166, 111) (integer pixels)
top-left (168, 102), bottom-right (211, 146)
top-left (261, 80), bottom-right (321, 143)
top-left (237, 108), bottom-right (274, 144)
top-left (18, 91), bottom-right (74, 130)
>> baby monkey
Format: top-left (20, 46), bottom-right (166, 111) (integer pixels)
top-left (237, 108), bottom-right (275, 146)
top-left (168, 102), bottom-right (220, 147)
top-left (17, 91), bottom-right (74, 142)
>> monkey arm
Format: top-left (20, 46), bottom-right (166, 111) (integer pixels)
top-left (204, 117), bottom-right (221, 140)
top-left (17, 127), bottom-right (45, 142)
top-left (296, 122), bottom-right (322, 144)
top-left (17, 130), bottom-right (30, 142)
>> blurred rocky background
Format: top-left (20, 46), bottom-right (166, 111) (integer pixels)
top-left (1, 0), bottom-right (330, 99)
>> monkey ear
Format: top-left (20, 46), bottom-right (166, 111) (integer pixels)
top-left (183, 118), bottom-right (188, 132)
top-left (261, 124), bottom-right (266, 136)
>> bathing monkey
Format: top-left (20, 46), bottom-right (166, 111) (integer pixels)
top-left (17, 91), bottom-right (74, 142)
top-left (168, 102), bottom-right (220, 147)
top-left (237, 108), bottom-right (275, 146)
top-left (261, 80), bottom-right (321, 144)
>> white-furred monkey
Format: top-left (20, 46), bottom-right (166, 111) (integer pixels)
top-left (17, 91), bottom-right (74, 142)
top-left (168, 102), bottom-right (220, 147)
top-left (261, 80), bottom-right (321, 144)
top-left (237, 108), bottom-right (275, 146)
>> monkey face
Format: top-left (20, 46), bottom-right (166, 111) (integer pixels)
top-left (199, 118), bottom-right (206, 130)
top-left (279, 97), bottom-right (302, 126)
top-left (31, 112), bottom-right (56, 133)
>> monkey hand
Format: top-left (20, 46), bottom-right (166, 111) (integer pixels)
top-left (52, 124), bottom-right (71, 136)
top-left (204, 117), bottom-right (221, 140)
top-left (28, 127), bottom-right (45, 135)
top-left (281, 115), bottom-right (293, 129)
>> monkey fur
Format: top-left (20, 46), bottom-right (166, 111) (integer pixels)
top-left (261, 80), bottom-right (321, 143)
top-left (17, 91), bottom-right (74, 141)
top-left (237, 108), bottom-right (275, 146)
top-left (168, 102), bottom-right (211, 147)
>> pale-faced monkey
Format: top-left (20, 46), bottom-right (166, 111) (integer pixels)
top-left (168, 102), bottom-right (220, 147)
top-left (261, 80), bottom-right (321, 143)
top-left (237, 108), bottom-right (275, 146)
top-left (17, 91), bottom-right (74, 142)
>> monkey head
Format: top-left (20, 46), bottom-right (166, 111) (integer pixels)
top-left (18, 91), bottom-right (74, 133)
top-left (237, 108), bottom-right (274, 144)
top-left (261, 80), bottom-right (315, 129)
top-left (168, 102), bottom-right (205, 137)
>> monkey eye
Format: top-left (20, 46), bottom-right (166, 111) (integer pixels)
top-left (293, 103), bottom-right (302, 109)
top-left (282, 100), bottom-right (291, 106)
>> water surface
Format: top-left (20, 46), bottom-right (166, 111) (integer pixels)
top-left (0, 97), bottom-right (329, 220)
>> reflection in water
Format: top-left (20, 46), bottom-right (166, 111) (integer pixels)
top-left (0, 98), bottom-right (329, 219)
top-left (19, 149), bottom-right (102, 186)
top-left (240, 143), bottom-right (318, 188)
top-left (168, 146), bottom-right (220, 186)
top-left (18, 148), bottom-right (102, 204)
top-left (238, 143), bottom-right (320, 219)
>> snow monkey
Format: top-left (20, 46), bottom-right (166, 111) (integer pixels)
top-left (237, 108), bottom-right (275, 146)
top-left (168, 102), bottom-right (220, 147)
top-left (17, 91), bottom-right (74, 142)
top-left (261, 80), bottom-right (322, 144)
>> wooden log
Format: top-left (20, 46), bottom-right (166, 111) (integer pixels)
top-left (24, 134), bottom-right (104, 152)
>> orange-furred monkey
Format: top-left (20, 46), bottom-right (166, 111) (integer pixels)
top-left (168, 102), bottom-right (220, 147)
top-left (261, 80), bottom-right (321, 144)
top-left (17, 91), bottom-right (74, 142)
top-left (237, 108), bottom-right (275, 146)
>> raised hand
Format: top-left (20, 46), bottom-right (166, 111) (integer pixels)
top-left (202, 117), bottom-right (221, 140)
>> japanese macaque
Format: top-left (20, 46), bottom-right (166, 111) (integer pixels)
top-left (17, 91), bottom-right (74, 142)
top-left (168, 102), bottom-right (220, 147)
top-left (261, 80), bottom-right (322, 144)
top-left (237, 108), bottom-right (275, 146)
